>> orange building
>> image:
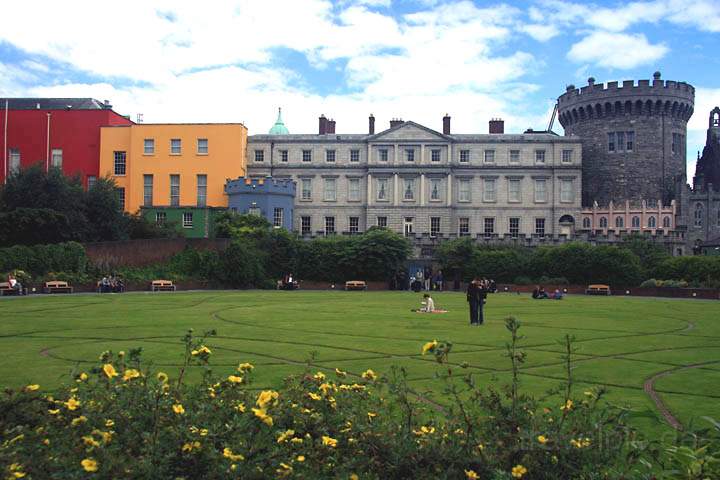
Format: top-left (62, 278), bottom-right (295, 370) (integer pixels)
top-left (99, 124), bottom-right (247, 213)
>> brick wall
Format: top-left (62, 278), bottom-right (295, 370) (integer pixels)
top-left (83, 238), bottom-right (230, 268)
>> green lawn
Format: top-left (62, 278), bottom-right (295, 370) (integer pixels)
top-left (1, 290), bottom-right (718, 435)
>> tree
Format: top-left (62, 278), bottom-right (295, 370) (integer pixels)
top-left (350, 228), bottom-right (411, 280)
top-left (0, 208), bottom-right (72, 247)
top-left (215, 212), bottom-right (272, 238)
top-left (84, 177), bottom-right (129, 242)
top-left (620, 234), bottom-right (670, 278)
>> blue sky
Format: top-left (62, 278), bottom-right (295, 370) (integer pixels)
top-left (1, 0), bottom-right (719, 181)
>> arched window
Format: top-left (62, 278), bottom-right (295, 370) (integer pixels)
top-left (615, 216), bottom-right (624, 228)
top-left (694, 203), bottom-right (704, 227)
top-left (648, 216), bottom-right (656, 228)
top-left (631, 216), bottom-right (640, 228)
top-left (582, 217), bottom-right (591, 229)
top-left (663, 216), bottom-right (671, 228)
top-left (599, 217), bottom-right (608, 228)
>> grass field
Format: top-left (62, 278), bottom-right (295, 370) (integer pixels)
top-left (1, 290), bottom-right (718, 435)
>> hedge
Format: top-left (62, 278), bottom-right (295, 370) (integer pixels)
top-left (0, 241), bottom-right (87, 276)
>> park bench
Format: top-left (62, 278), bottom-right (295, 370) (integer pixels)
top-left (151, 280), bottom-right (176, 292)
top-left (44, 280), bottom-right (74, 294)
top-left (345, 280), bottom-right (367, 291)
top-left (0, 281), bottom-right (22, 296)
top-left (586, 284), bottom-right (611, 295)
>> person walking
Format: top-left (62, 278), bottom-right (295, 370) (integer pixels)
top-left (466, 278), bottom-right (480, 325)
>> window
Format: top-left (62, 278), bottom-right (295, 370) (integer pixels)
top-left (509, 150), bottom-right (520, 164)
top-left (535, 218), bottom-right (546, 236)
top-left (348, 178), bottom-right (360, 201)
top-left (377, 216), bottom-right (387, 228)
top-left (87, 175), bottom-right (97, 190)
top-left (404, 217), bottom-right (414, 236)
top-left (143, 175), bottom-right (153, 207)
top-left (484, 217), bottom-right (495, 237)
top-left (615, 216), bottom-right (624, 228)
top-left (430, 217), bottom-right (441, 237)
top-left (403, 178), bottom-right (415, 200)
top-left (51, 149), bottom-right (62, 168)
top-left (171, 139), bottom-right (181, 154)
top-left (672, 133), bottom-right (685, 155)
top-left (626, 131), bottom-right (634, 151)
top-left (484, 150), bottom-right (495, 164)
top-left (248, 205), bottom-right (261, 216)
top-left (608, 132), bottom-right (616, 152)
top-left (170, 174), bottom-right (180, 207)
top-left (302, 150), bottom-right (312, 162)
top-left (197, 138), bottom-right (208, 154)
top-left (183, 212), bottom-right (193, 228)
top-left (599, 217), bottom-right (608, 228)
top-left (377, 178), bottom-right (388, 201)
top-left (325, 216), bottom-right (335, 235)
top-left (115, 187), bottom-right (125, 210)
top-left (534, 179), bottom-right (547, 203)
top-left (663, 216), bottom-right (672, 228)
top-left (694, 203), bottom-right (704, 227)
top-left (301, 216), bottom-right (311, 235)
top-left (431, 149), bottom-right (440, 162)
top-left (616, 131), bottom-right (625, 152)
top-left (324, 178), bottom-right (337, 201)
top-left (509, 218), bottom-right (520, 238)
top-left (144, 139), bottom-right (155, 155)
top-left (535, 150), bottom-right (546, 164)
top-left (301, 178), bottom-right (312, 200)
top-left (349, 216), bottom-right (360, 233)
top-left (508, 179), bottom-right (521, 202)
top-left (648, 216), bottom-right (656, 228)
top-left (254, 150), bottom-right (264, 162)
top-left (350, 149), bottom-right (360, 162)
top-left (560, 179), bottom-right (573, 203)
top-left (155, 212), bottom-right (166, 225)
top-left (273, 208), bottom-right (283, 228)
top-left (113, 151), bottom-right (126, 175)
top-left (379, 149), bottom-right (388, 162)
top-left (459, 217), bottom-right (470, 236)
top-left (562, 149), bottom-right (573, 163)
top-left (632, 216), bottom-right (640, 228)
top-left (405, 149), bottom-right (415, 162)
top-left (459, 150), bottom-right (470, 163)
top-left (483, 178), bottom-right (496, 202)
top-left (582, 217), bottom-right (591, 229)
top-left (458, 179), bottom-right (471, 202)
top-left (280, 150), bottom-right (288, 162)
top-left (197, 174), bottom-right (207, 207)
top-left (430, 178), bottom-right (441, 201)
top-left (326, 150), bottom-right (335, 163)
top-left (9, 148), bottom-right (20, 174)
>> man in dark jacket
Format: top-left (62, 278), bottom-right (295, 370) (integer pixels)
top-left (466, 278), bottom-right (488, 325)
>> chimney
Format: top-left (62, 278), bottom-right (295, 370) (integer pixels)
top-left (442, 114), bottom-right (451, 134)
top-left (318, 114), bottom-right (327, 135)
top-left (103, 100), bottom-right (112, 109)
top-left (389, 118), bottom-right (403, 128)
top-left (489, 118), bottom-right (504, 134)
top-left (327, 119), bottom-right (336, 134)
top-left (369, 114), bottom-right (375, 134)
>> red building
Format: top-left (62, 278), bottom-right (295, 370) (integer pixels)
top-left (0, 98), bottom-right (133, 187)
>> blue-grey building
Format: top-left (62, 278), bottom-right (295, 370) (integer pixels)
top-left (225, 177), bottom-right (296, 230)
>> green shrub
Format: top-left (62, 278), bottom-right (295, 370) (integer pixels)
top-left (0, 241), bottom-right (87, 276)
top-left (640, 279), bottom-right (659, 288)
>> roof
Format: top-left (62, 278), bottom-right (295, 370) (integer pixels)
top-left (0, 98), bottom-right (114, 110)
top-left (268, 108), bottom-right (290, 135)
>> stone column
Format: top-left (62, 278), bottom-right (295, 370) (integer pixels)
top-left (393, 173), bottom-right (399, 206)
top-left (367, 173), bottom-right (372, 206)
top-left (420, 173), bottom-right (426, 205)
top-left (420, 144), bottom-right (425, 165)
top-left (447, 173), bottom-right (452, 206)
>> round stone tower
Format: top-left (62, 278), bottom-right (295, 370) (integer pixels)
top-left (558, 72), bottom-right (694, 206)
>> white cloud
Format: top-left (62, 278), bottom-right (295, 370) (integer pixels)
top-left (686, 87), bottom-right (720, 180)
top-left (520, 24), bottom-right (559, 42)
top-left (567, 32), bottom-right (668, 69)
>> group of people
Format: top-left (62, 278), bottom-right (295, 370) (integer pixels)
top-left (532, 285), bottom-right (563, 300)
top-left (278, 273), bottom-right (299, 290)
top-left (99, 275), bottom-right (125, 293)
top-left (466, 277), bottom-right (492, 325)
top-left (6, 274), bottom-right (25, 295)
top-left (409, 268), bottom-right (444, 292)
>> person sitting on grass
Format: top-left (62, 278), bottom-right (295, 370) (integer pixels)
top-left (553, 288), bottom-right (563, 300)
top-left (532, 285), bottom-right (549, 299)
top-left (412, 294), bottom-right (448, 313)
top-left (8, 273), bottom-right (23, 295)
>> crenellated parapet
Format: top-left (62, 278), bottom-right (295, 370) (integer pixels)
top-left (224, 176), bottom-right (296, 196)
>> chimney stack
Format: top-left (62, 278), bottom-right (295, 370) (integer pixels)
top-left (442, 114), bottom-right (451, 134)
top-left (369, 114), bottom-right (375, 134)
top-left (327, 119), bottom-right (336, 134)
top-left (319, 114), bottom-right (327, 135)
top-left (489, 118), bottom-right (504, 134)
top-left (389, 118), bottom-right (403, 128)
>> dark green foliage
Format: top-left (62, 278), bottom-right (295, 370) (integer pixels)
top-left (126, 214), bottom-right (183, 239)
top-left (83, 177), bottom-right (129, 242)
top-left (214, 212), bottom-right (272, 238)
top-left (0, 208), bottom-right (73, 246)
top-left (216, 240), bottom-right (269, 288)
top-left (0, 241), bottom-right (87, 276)
top-left (653, 256), bottom-right (720, 285)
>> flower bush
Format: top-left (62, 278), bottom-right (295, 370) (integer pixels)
top-left (1, 321), bottom-right (718, 479)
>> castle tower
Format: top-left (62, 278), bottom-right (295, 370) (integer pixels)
top-left (693, 107), bottom-right (720, 190)
top-left (558, 72), bottom-right (694, 206)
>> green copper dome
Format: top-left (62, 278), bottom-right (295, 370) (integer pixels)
top-left (268, 107), bottom-right (290, 135)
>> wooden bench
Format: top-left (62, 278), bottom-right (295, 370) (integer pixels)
top-left (0, 281), bottom-right (22, 296)
top-left (151, 280), bottom-right (176, 292)
top-left (345, 280), bottom-right (367, 291)
top-left (586, 284), bottom-right (611, 295)
top-left (44, 280), bottom-right (74, 294)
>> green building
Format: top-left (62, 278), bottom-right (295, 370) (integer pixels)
top-left (141, 206), bottom-right (226, 238)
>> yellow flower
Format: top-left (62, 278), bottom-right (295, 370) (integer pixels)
top-left (123, 369), bottom-right (141, 381)
top-left (173, 404), bottom-right (185, 415)
top-left (92, 429), bottom-right (112, 444)
top-left (297, 455), bottom-right (305, 462)
top-left (223, 447), bottom-right (245, 462)
top-left (350, 474), bottom-right (359, 480)
top-left (48, 409), bottom-right (60, 415)
top-left (71, 415), bottom-right (88, 426)
top-left (421, 340), bottom-right (438, 355)
top-left (82, 435), bottom-right (101, 448)
top-left (584, 390), bottom-right (594, 397)
top-left (101, 363), bottom-right (117, 379)
top-left (191, 345), bottom-right (212, 356)
top-left (182, 441), bottom-right (201, 453)
top-left (24, 384), bottom-right (40, 392)
top-left (252, 407), bottom-right (273, 426)
top-left (308, 392), bottom-right (322, 401)
top-left (118, 351), bottom-right (125, 358)
top-left (199, 428), bottom-right (209, 436)
top-left (319, 382), bottom-right (336, 394)
top-left (81, 458), bottom-right (98, 472)
top-left (78, 373), bottom-right (88, 382)
top-left (237, 362), bottom-right (254, 372)
top-left (413, 425), bottom-right (435, 436)
top-left (157, 372), bottom-right (169, 383)
top-left (42, 438), bottom-right (50, 445)
top-left (561, 399), bottom-right (573, 411)
top-left (65, 397), bottom-right (81, 410)
top-left (235, 402), bottom-right (246, 413)
top-left (322, 435), bottom-right (338, 447)
top-left (465, 470), bottom-right (479, 479)
top-left (105, 419), bottom-right (114, 427)
top-left (256, 390), bottom-right (279, 408)
top-left (290, 437), bottom-right (303, 444)
top-left (313, 371), bottom-right (326, 381)
top-left (537, 435), bottom-right (548, 444)
top-left (367, 412), bottom-right (377, 420)
top-left (511, 464), bottom-right (527, 478)
top-left (361, 369), bottom-right (377, 381)
top-left (277, 429), bottom-right (295, 443)
top-left (335, 368), bottom-right (347, 377)
top-left (277, 463), bottom-right (293, 477)
top-left (227, 375), bottom-right (243, 384)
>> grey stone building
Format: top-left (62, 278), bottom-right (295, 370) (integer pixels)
top-left (246, 116), bottom-right (582, 240)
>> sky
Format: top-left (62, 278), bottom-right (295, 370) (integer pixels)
top-left (1, 0), bottom-right (719, 179)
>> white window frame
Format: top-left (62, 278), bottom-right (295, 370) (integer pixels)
top-left (458, 217), bottom-right (470, 236)
top-left (113, 151), bottom-right (126, 176)
top-left (379, 149), bottom-right (388, 162)
top-left (560, 179), bottom-right (573, 203)
top-left (280, 150), bottom-right (288, 162)
top-left (197, 138), bottom-right (208, 155)
top-left (430, 178), bottom-right (441, 201)
top-left (534, 179), bottom-right (547, 203)
top-left (534, 149), bottom-right (546, 164)
top-left (302, 150), bottom-right (312, 162)
top-left (350, 149), bottom-right (360, 163)
top-left (348, 178), bottom-right (361, 201)
top-left (170, 138), bottom-right (181, 155)
top-left (143, 174), bottom-right (153, 207)
top-left (509, 150), bottom-right (520, 164)
top-left (9, 148), bottom-right (20, 174)
top-left (509, 217), bottom-right (520, 237)
top-left (196, 174), bottom-right (207, 207)
top-left (484, 149), bottom-right (495, 164)
top-left (458, 179), bottom-right (471, 202)
top-left (170, 174), bottom-right (180, 207)
top-left (562, 149), bottom-right (572, 163)
top-left (301, 178), bottom-right (312, 201)
top-left (377, 216), bottom-right (387, 227)
top-left (349, 216), bottom-right (360, 233)
top-left (51, 148), bottom-right (62, 168)
top-left (301, 216), bottom-right (311, 235)
top-left (508, 179), bottom-right (521, 203)
top-left (273, 207), bottom-right (283, 228)
top-left (325, 216), bottom-right (335, 234)
top-left (459, 150), bottom-right (470, 163)
top-left (430, 217), bottom-right (441, 237)
top-left (324, 178), bottom-right (337, 201)
top-left (377, 178), bottom-right (388, 201)
top-left (405, 148), bottom-right (415, 162)
top-left (183, 212), bottom-right (193, 228)
top-left (254, 150), bottom-right (264, 162)
top-left (144, 138), bottom-right (155, 155)
top-left (403, 178), bottom-right (415, 200)
top-left (326, 149), bottom-right (336, 163)
top-left (155, 212), bottom-right (166, 225)
top-left (431, 149), bottom-right (440, 162)
top-left (483, 178), bottom-right (496, 202)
